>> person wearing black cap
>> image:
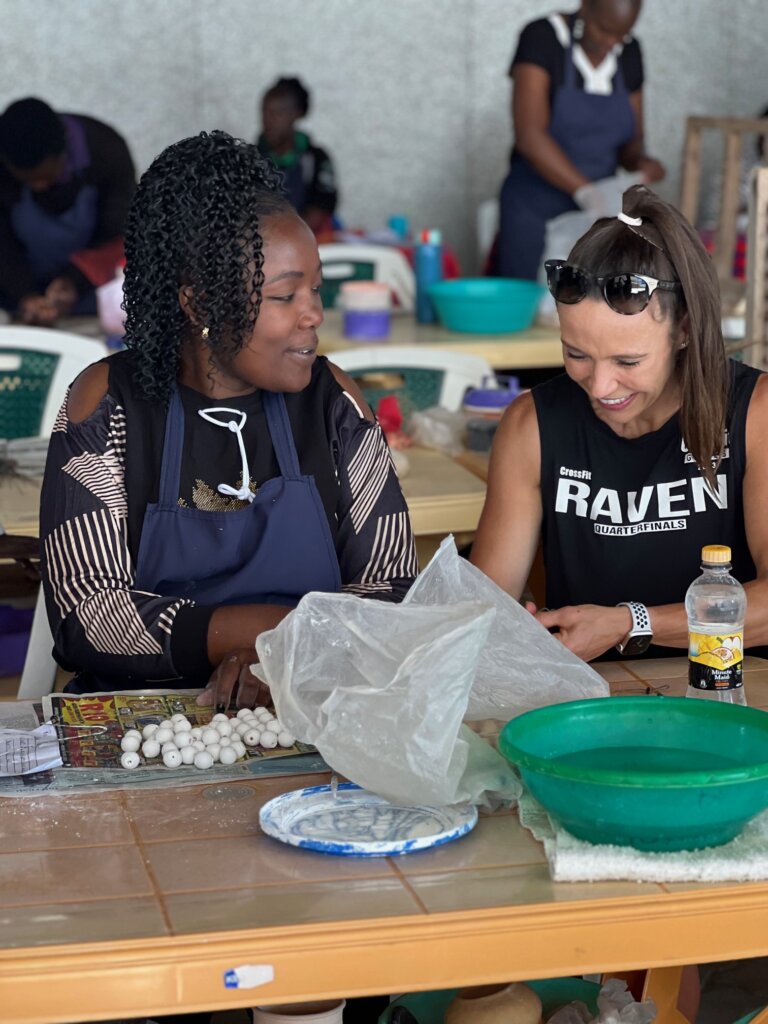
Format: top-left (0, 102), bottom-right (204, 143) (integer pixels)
top-left (0, 97), bottom-right (136, 325)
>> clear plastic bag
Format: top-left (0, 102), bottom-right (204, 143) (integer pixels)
top-left (408, 406), bottom-right (467, 457)
top-left (404, 538), bottom-right (609, 720)
top-left (256, 591), bottom-right (520, 807)
top-left (547, 981), bottom-right (656, 1024)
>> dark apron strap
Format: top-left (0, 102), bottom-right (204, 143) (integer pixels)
top-left (263, 391), bottom-right (302, 480)
top-left (156, 389), bottom-right (186, 507)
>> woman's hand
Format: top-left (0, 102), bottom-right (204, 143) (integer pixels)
top-left (533, 604), bottom-right (633, 662)
top-left (196, 647), bottom-right (272, 710)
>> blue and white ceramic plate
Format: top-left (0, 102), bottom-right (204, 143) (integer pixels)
top-left (259, 782), bottom-right (478, 856)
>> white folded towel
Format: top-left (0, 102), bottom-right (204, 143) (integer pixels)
top-left (518, 788), bottom-right (768, 883)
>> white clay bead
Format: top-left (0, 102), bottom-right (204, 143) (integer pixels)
top-left (141, 739), bottom-right (161, 759)
top-left (236, 708), bottom-right (253, 720)
top-left (161, 741), bottom-right (179, 754)
top-left (120, 734), bottom-right (141, 753)
top-left (252, 706), bottom-right (266, 717)
top-left (243, 728), bottom-right (261, 747)
top-left (218, 735), bottom-right (232, 747)
top-left (235, 722), bottom-right (251, 737)
top-left (206, 743), bottom-right (221, 762)
top-left (171, 713), bottom-right (190, 726)
top-left (192, 740), bottom-right (206, 752)
top-left (180, 745), bottom-right (196, 765)
top-left (201, 727), bottom-right (219, 745)
top-left (194, 750), bottom-right (214, 769)
top-left (190, 727), bottom-right (202, 739)
top-left (260, 731), bottom-right (278, 749)
top-left (257, 710), bottom-right (273, 722)
top-left (174, 731), bottom-right (192, 748)
top-left (232, 741), bottom-right (246, 759)
top-left (211, 713), bottom-right (229, 723)
top-left (277, 731), bottom-right (295, 748)
top-left (141, 723), bottom-right (159, 739)
top-left (163, 748), bottom-right (182, 768)
top-left (219, 746), bottom-right (238, 765)
top-left (155, 727), bottom-right (174, 744)
top-left (264, 719), bottom-right (281, 734)
top-left (215, 721), bottom-right (233, 737)
top-left (159, 719), bottom-right (174, 730)
top-left (121, 751), bottom-right (140, 769)
top-left (124, 728), bottom-right (142, 739)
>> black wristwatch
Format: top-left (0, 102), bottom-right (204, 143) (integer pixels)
top-left (615, 601), bottom-right (653, 656)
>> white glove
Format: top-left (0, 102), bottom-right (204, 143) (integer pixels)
top-left (573, 173), bottom-right (644, 217)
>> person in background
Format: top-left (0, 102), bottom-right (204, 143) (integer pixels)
top-left (471, 185), bottom-right (768, 670)
top-left (498, 0), bottom-right (665, 280)
top-left (0, 97), bottom-right (135, 325)
top-left (257, 77), bottom-right (338, 237)
top-left (40, 130), bottom-right (417, 709)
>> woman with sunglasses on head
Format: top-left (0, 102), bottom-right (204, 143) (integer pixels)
top-left (39, 131), bottom-right (418, 712)
top-left (471, 184), bottom-right (768, 663)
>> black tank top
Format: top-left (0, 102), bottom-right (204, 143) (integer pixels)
top-left (534, 359), bottom-right (762, 656)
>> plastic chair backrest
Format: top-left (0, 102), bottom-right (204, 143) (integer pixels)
top-left (318, 244), bottom-right (415, 312)
top-left (477, 198), bottom-right (499, 268)
top-left (16, 584), bottom-right (57, 699)
top-left (0, 327), bottom-right (108, 438)
top-left (330, 346), bottom-right (493, 416)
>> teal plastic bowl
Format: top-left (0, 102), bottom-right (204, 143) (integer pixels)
top-left (379, 978), bottom-right (600, 1024)
top-left (498, 697), bottom-right (768, 852)
top-left (428, 278), bottom-right (544, 333)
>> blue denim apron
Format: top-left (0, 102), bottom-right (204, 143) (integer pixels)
top-left (134, 387), bottom-right (342, 606)
top-left (499, 38), bottom-right (636, 279)
top-left (10, 115), bottom-right (98, 301)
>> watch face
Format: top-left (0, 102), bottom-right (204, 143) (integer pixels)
top-left (622, 633), bottom-right (652, 656)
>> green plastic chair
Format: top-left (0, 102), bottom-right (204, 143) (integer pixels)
top-left (330, 346), bottom-right (494, 422)
top-left (318, 244), bottom-right (415, 311)
top-left (0, 327), bottom-right (107, 439)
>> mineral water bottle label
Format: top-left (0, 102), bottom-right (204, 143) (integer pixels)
top-left (688, 630), bottom-right (744, 690)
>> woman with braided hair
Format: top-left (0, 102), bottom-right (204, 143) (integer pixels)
top-left (40, 130), bottom-right (417, 707)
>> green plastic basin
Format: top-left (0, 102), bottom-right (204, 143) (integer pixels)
top-left (498, 697), bottom-right (768, 851)
top-left (427, 278), bottom-right (544, 333)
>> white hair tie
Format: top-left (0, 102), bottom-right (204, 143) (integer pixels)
top-left (618, 212), bottom-right (643, 227)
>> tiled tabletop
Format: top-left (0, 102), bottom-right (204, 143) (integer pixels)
top-left (1, 659), bottom-right (768, 1024)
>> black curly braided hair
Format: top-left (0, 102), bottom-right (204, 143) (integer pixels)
top-left (122, 130), bottom-right (291, 401)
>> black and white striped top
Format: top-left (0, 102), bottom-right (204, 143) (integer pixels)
top-left (40, 351), bottom-right (418, 688)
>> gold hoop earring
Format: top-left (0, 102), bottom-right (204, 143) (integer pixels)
top-left (201, 326), bottom-right (210, 341)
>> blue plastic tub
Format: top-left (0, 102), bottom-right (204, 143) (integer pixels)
top-left (428, 278), bottom-right (544, 334)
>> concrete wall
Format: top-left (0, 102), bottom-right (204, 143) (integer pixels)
top-left (2, 0), bottom-right (763, 269)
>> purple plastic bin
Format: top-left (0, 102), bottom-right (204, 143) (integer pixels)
top-left (0, 605), bottom-right (34, 676)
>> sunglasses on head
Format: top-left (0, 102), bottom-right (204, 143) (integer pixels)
top-left (544, 260), bottom-right (681, 315)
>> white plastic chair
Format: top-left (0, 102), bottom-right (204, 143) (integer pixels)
top-left (330, 346), bottom-right (494, 412)
top-left (16, 585), bottom-right (57, 699)
top-left (0, 326), bottom-right (108, 438)
top-left (318, 244), bottom-right (416, 312)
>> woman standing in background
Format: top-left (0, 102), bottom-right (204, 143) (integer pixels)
top-left (498, 0), bottom-right (664, 280)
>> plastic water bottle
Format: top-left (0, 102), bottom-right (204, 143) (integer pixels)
top-left (415, 228), bottom-right (443, 324)
top-left (685, 545), bottom-right (747, 704)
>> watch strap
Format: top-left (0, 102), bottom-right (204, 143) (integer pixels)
top-left (615, 601), bottom-right (652, 654)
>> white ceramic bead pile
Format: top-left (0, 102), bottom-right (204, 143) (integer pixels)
top-left (119, 708), bottom-right (295, 770)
